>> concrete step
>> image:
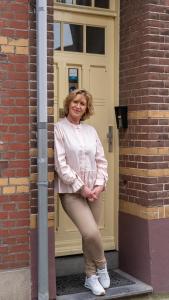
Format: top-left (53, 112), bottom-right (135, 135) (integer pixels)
top-left (56, 269), bottom-right (153, 300)
top-left (55, 251), bottom-right (152, 299)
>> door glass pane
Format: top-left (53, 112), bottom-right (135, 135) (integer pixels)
top-left (86, 26), bottom-right (105, 54)
top-left (64, 23), bottom-right (83, 52)
top-left (76, 0), bottom-right (91, 6)
top-left (95, 0), bottom-right (109, 8)
top-left (56, 0), bottom-right (73, 3)
top-left (68, 68), bottom-right (79, 92)
top-left (54, 22), bottom-right (61, 50)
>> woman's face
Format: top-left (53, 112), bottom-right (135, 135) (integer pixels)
top-left (68, 93), bottom-right (87, 123)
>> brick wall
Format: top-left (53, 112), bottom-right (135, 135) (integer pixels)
top-left (119, 0), bottom-right (169, 291)
top-left (0, 0), bottom-right (55, 297)
top-left (0, 0), bottom-right (30, 269)
top-left (119, 0), bottom-right (169, 217)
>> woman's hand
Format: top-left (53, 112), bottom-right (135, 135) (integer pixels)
top-left (80, 185), bottom-right (94, 199)
top-left (91, 185), bottom-right (104, 201)
top-left (80, 185), bottom-right (104, 202)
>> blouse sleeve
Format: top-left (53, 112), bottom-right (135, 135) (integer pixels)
top-left (94, 130), bottom-right (108, 186)
top-left (54, 124), bottom-right (84, 192)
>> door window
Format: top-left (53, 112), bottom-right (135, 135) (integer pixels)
top-left (54, 22), bottom-right (61, 50)
top-left (57, 0), bottom-right (73, 3)
top-left (54, 22), bottom-right (105, 54)
top-left (95, 0), bottom-right (109, 8)
top-left (64, 24), bottom-right (83, 52)
top-left (76, 0), bottom-right (91, 6)
top-left (55, 0), bottom-right (110, 9)
top-left (86, 26), bottom-right (105, 54)
top-left (68, 68), bottom-right (79, 92)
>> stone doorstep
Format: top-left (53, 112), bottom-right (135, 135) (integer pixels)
top-left (56, 269), bottom-right (153, 300)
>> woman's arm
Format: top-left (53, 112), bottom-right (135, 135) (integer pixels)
top-left (54, 124), bottom-right (84, 192)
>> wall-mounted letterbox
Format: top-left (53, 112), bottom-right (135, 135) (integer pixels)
top-left (115, 106), bottom-right (128, 129)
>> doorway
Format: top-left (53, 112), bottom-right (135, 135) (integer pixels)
top-left (53, 0), bottom-right (119, 257)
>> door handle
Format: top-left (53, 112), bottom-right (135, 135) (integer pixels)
top-left (107, 126), bottom-right (113, 152)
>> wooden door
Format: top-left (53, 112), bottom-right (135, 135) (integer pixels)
top-left (54, 1), bottom-right (119, 256)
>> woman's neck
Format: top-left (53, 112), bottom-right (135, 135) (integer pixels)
top-left (67, 115), bottom-right (80, 125)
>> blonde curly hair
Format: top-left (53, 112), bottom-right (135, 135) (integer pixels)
top-left (63, 89), bottom-right (94, 121)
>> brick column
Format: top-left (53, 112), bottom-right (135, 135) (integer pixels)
top-left (0, 0), bottom-right (31, 298)
top-left (119, 0), bottom-right (169, 292)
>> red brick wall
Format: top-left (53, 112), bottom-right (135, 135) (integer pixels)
top-left (120, 0), bottom-right (169, 208)
top-left (0, 0), bottom-right (55, 296)
top-left (0, 0), bottom-right (30, 269)
top-left (119, 0), bottom-right (169, 291)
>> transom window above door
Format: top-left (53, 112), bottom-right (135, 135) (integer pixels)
top-left (55, 0), bottom-right (110, 9)
top-left (54, 22), bottom-right (105, 54)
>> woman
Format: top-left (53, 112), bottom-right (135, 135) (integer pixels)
top-left (54, 89), bottom-right (110, 296)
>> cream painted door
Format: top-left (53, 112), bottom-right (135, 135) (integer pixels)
top-left (54, 3), bottom-right (119, 256)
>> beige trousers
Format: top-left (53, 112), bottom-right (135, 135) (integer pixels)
top-left (60, 193), bottom-right (106, 277)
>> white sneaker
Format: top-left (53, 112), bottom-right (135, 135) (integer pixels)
top-left (84, 275), bottom-right (105, 296)
top-left (97, 265), bottom-right (110, 289)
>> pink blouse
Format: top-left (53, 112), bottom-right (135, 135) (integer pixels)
top-left (54, 117), bottom-right (108, 193)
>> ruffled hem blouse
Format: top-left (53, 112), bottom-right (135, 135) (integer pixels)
top-left (54, 117), bottom-right (108, 193)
